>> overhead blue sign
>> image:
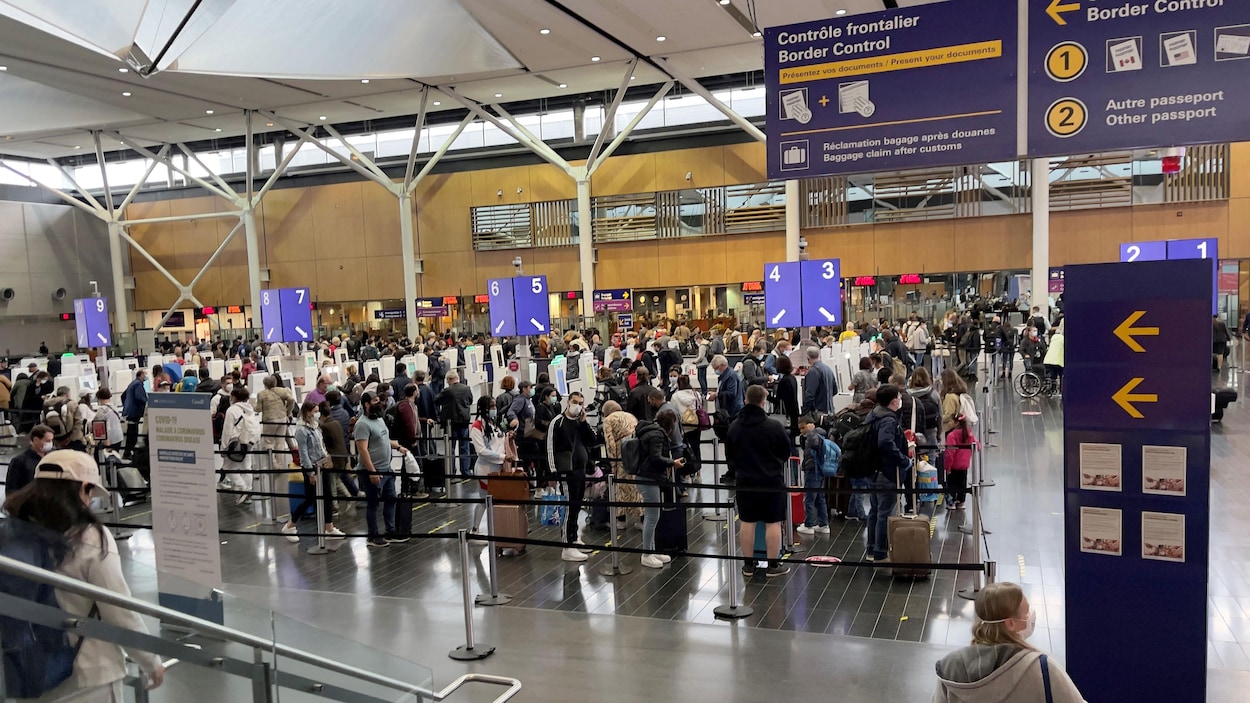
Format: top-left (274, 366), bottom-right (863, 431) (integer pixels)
top-left (374, 308), bottom-right (407, 320)
top-left (73, 297), bottom-right (111, 348)
top-left (1119, 241), bottom-right (1167, 262)
top-left (487, 278), bottom-right (517, 337)
top-left (1029, 0), bottom-right (1247, 156)
top-left (800, 258), bottom-right (842, 326)
top-left (763, 262), bottom-right (801, 329)
top-left (763, 0), bottom-right (1017, 178)
top-left (1064, 259), bottom-right (1211, 703)
top-left (259, 289), bottom-right (283, 343)
top-left (278, 287), bottom-right (313, 343)
top-left (513, 275), bottom-right (550, 336)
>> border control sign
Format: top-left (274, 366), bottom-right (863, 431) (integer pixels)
top-left (1029, 0), bottom-right (1249, 156)
top-left (763, 0), bottom-right (1017, 179)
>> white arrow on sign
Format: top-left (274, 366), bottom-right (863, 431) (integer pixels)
top-left (266, 328), bottom-right (276, 340)
top-left (530, 318), bottom-right (546, 332)
top-left (818, 307), bottom-right (837, 322)
top-left (495, 319), bottom-right (506, 334)
top-left (96, 333), bottom-right (108, 344)
top-left (771, 309), bottom-right (787, 325)
top-left (78, 333), bottom-right (87, 346)
top-left (295, 326), bottom-right (308, 339)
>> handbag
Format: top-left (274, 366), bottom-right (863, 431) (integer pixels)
top-left (523, 416), bottom-right (546, 441)
top-left (504, 433), bottom-right (519, 462)
top-left (695, 395), bottom-right (712, 431)
top-left (538, 488), bottom-right (567, 526)
top-left (585, 466), bottom-right (607, 500)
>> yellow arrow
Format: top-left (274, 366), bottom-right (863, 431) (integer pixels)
top-left (1047, 0), bottom-right (1081, 25)
top-left (1113, 378), bottom-right (1158, 419)
top-left (1113, 311), bottom-right (1159, 353)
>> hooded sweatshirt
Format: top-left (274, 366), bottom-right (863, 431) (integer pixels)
top-left (933, 644), bottom-right (1086, 703)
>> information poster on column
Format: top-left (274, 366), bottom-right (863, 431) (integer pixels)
top-left (148, 393), bottom-right (224, 624)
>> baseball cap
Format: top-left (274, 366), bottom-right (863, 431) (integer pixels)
top-left (34, 450), bottom-right (110, 500)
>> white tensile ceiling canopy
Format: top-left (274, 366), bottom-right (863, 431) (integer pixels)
top-left (0, 0), bottom-right (922, 159)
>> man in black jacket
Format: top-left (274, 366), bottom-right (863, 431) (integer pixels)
top-left (727, 384), bottom-right (793, 578)
top-left (545, 391), bottom-right (599, 562)
top-left (741, 342), bottom-right (770, 388)
top-left (5, 424), bottom-right (53, 494)
top-left (625, 368), bottom-right (654, 421)
top-left (657, 340), bottom-right (682, 380)
top-left (865, 385), bottom-right (913, 562)
top-left (195, 367), bottom-right (220, 395)
top-left (434, 371), bottom-right (473, 476)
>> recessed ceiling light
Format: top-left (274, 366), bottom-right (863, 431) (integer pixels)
top-left (539, 28), bottom-right (550, 35)
top-left (558, 83), bottom-right (568, 89)
top-left (494, 92), bottom-right (503, 98)
top-left (205, 109), bottom-right (214, 114)
top-left (433, 101), bottom-right (441, 106)
top-left (215, 128), bottom-right (222, 132)
top-left (319, 115), bottom-right (327, 120)
top-left (118, 67), bottom-right (129, 73)
top-left (360, 79), bottom-right (370, 84)
top-left (266, 122), bottom-right (274, 127)
top-left (591, 56), bottom-right (601, 62)
top-left (0, 66), bottom-right (7, 71)
top-left (752, 31), bottom-right (761, 37)
top-left (73, 145), bottom-right (81, 149)
top-left (719, 0), bottom-right (730, 5)
top-left (656, 35), bottom-right (666, 42)
top-left (836, 8), bottom-right (847, 15)
top-left (121, 92), bottom-right (131, 97)
top-left (630, 75), bottom-right (636, 80)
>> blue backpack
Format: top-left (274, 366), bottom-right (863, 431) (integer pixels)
top-left (819, 436), bottom-right (842, 477)
top-left (0, 519), bottom-right (94, 698)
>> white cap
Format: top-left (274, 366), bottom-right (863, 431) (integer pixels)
top-left (34, 450), bottom-right (110, 500)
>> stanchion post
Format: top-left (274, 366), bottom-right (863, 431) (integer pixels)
top-left (306, 462), bottom-right (330, 556)
top-left (442, 429), bottom-right (452, 495)
top-left (958, 468), bottom-right (986, 601)
top-left (449, 529), bottom-right (495, 661)
top-left (960, 448), bottom-right (992, 536)
top-left (475, 496), bottom-right (512, 605)
top-left (598, 475), bottom-right (633, 576)
top-left (713, 504), bottom-right (753, 620)
top-left (259, 449), bottom-right (277, 525)
top-left (702, 438), bottom-right (727, 522)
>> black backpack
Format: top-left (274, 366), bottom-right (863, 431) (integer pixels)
top-left (839, 420), bottom-right (880, 479)
top-left (830, 411), bottom-right (864, 446)
top-left (620, 436), bottom-right (645, 476)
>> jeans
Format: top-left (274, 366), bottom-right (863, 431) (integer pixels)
top-left (124, 418), bottom-right (141, 457)
top-left (866, 472), bottom-right (897, 559)
top-left (847, 477), bottom-right (870, 519)
top-left (450, 423), bottom-right (472, 476)
top-left (802, 466), bottom-right (829, 527)
top-left (362, 472), bottom-right (397, 539)
top-left (638, 481), bottom-right (661, 552)
top-left (697, 366), bottom-right (709, 395)
top-left (998, 350), bottom-right (1014, 377)
top-left (911, 351), bottom-right (926, 370)
top-left (291, 470), bottom-right (334, 524)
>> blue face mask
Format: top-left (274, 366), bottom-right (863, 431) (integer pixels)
top-left (489, 409), bottom-right (497, 419)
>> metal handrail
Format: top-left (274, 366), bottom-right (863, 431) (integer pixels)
top-left (0, 553), bottom-right (522, 703)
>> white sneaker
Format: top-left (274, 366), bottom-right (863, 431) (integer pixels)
top-left (814, 525), bottom-right (831, 534)
top-left (235, 494), bottom-right (250, 505)
top-left (573, 539), bottom-right (592, 553)
top-left (657, 554), bottom-right (672, 564)
top-left (281, 524), bottom-right (299, 543)
top-left (796, 525), bottom-right (815, 535)
top-left (561, 548), bottom-right (589, 562)
top-left (326, 527), bottom-right (346, 540)
top-left (641, 554), bottom-right (665, 569)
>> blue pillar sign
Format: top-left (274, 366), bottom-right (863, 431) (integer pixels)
top-left (487, 278), bottom-right (517, 337)
top-left (1119, 241), bottom-right (1167, 262)
top-left (1029, 0), bottom-right (1248, 155)
top-left (259, 289), bottom-right (283, 343)
top-left (278, 287), bottom-right (313, 343)
top-left (799, 258), bottom-right (842, 327)
top-left (1064, 259), bottom-right (1211, 703)
top-left (763, 262), bottom-right (801, 329)
top-left (513, 275), bottom-right (550, 336)
top-left (73, 297), bottom-right (111, 348)
top-left (763, 0), bottom-right (1017, 178)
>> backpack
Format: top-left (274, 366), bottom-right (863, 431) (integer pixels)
top-left (839, 421), bottom-right (881, 479)
top-left (211, 394), bottom-right (227, 444)
top-left (819, 436), bottom-right (842, 478)
top-left (830, 411), bottom-right (863, 446)
top-left (225, 409), bottom-right (258, 462)
top-left (42, 399), bottom-right (70, 437)
top-left (959, 393), bottom-right (979, 425)
top-left (0, 519), bottom-right (97, 698)
top-left (383, 403), bottom-right (400, 435)
top-left (891, 355), bottom-right (906, 378)
top-left (620, 436), bottom-right (645, 476)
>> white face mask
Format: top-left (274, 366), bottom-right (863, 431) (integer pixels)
top-left (1018, 608), bottom-right (1037, 639)
top-left (40, 440), bottom-right (54, 454)
top-left (566, 402), bottom-right (582, 417)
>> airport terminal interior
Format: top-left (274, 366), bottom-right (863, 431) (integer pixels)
top-left (1, 0), bottom-right (1250, 701)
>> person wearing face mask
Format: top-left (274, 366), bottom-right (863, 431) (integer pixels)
top-left (434, 371), bottom-right (474, 478)
top-left (354, 391), bottom-right (411, 548)
top-left (284, 401), bottom-right (345, 542)
top-left (864, 384), bottom-right (913, 562)
top-left (545, 391), bottom-right (598, 562)
top-left (120, 368), bottom-right (148, 459)
top-left (469, 396), bottom-right (508, 535)
top-left (933, 581), bottom-right (1085, 702)
top-left (5, 424), bottom-right (54, 495)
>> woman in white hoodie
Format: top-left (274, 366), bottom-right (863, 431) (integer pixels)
top-left (933, 582), bottom-right (1085, 703)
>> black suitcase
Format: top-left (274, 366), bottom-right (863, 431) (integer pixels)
top-left (421, 455), bottom-right (446, 493)
top-left (1213, 388), bottom-right (1238, 421)
top-left (826, 475), bottom-right (851, 518)
top-left (394, 494), bottom-right (414, 536)
top-left (655, 502), bottom-right (688, 554)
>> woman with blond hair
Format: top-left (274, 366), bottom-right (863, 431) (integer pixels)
top-left (933, 582), bottom-right (1085, 702)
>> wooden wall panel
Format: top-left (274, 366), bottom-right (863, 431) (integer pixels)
top-left (1130, 202), bottom-right (1228, 245)
top-left (420, 250), bottom-right (476, 296)
top-left (1050, 208), bottom-right (1132, 265)
top-left (655, 238), bottom-right (728, 286)
top-left (260, 187), bottom-right (317, 263)
top-left (1225, 198), bottom-right (1250, 259)
top-left (1232, 142), bottom-right (1250, 200)
top-left (528, 164), bottom-right (576, 201)
top-left (596, 240), bottom-right (660, 289)
top-left (418, 206), bottom-right (473, 254)
top-left (470, 166), bottom-right (531, 206)
top-left (532, 248), bottom-right (581, 293)
top-left (216, 266), bottom-right (250, 307)
top-left (654, 146), bottom-right (725, 191)
top-left (877, 221), bottom-right (956, 275)
top-left (807, 226), bottom-right (875, 277)
top-left (592, 153), bottom-right (656, 197)
top-left (723, 142), bottom-right (767, 185)
top-left (360, 183), bottom-right (401, 258)
top-left (132, 270), bottom-right (178, 311)
top-left (724, 232), bottom-right (785, 283)
top-left (954, 216), bottom-right (1031, 272)
top-left (474, 250), bottom-right (522, 292)
top-left (315, 258), bottom-right (368, 301)
top-left (367, 256), bottom-right (404, 300)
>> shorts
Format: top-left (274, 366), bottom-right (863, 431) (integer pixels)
top-left (736, 486), bottom-right (786, 524)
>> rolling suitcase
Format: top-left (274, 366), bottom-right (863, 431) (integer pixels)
top-left (655, 505), bottom-right (688, 555)
top-left (421, 454), bottom-right (447, 494)
top-left (887, 472), bottom-right (932, 579)
top-left (487, 470), bottom-right (530, 503)
top-left (826, 475), bottom-right (851, 518)
top-left (493, 504), bottom-right (529, 555)
top-left (395, 493), bottom-right (414, 536)
top-left (791, 492), bottom-right (805, 527)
